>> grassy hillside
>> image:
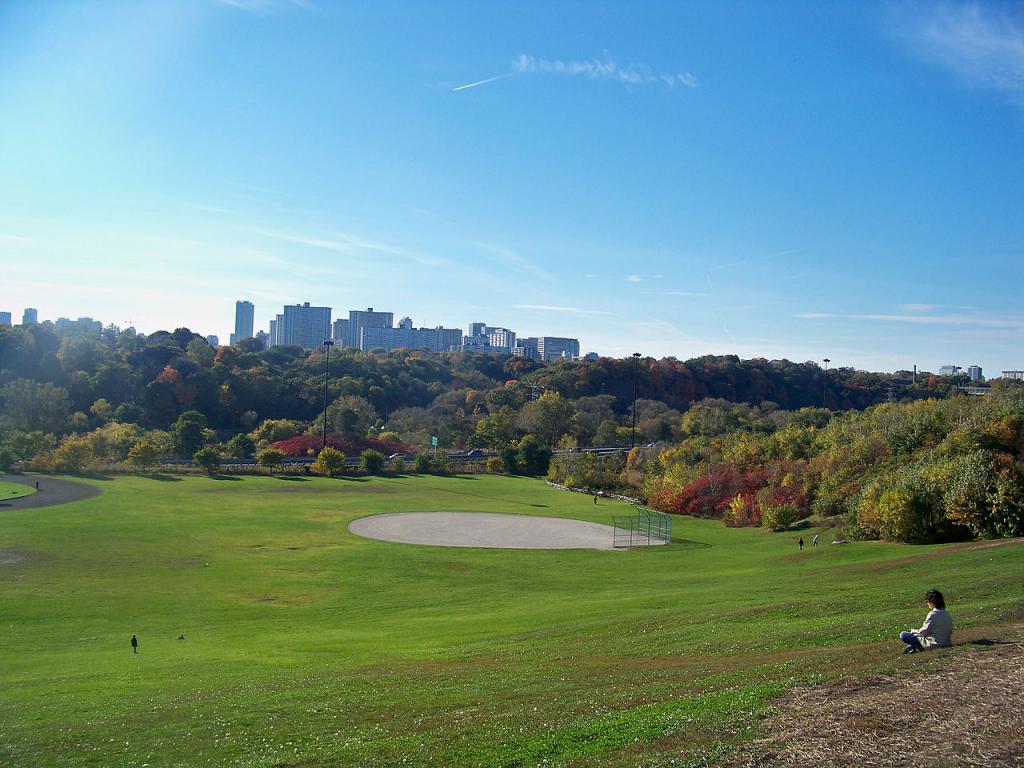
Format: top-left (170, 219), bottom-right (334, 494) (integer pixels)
top-left (1, 474), bottom-right (1021, 767)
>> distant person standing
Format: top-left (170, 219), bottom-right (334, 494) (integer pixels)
top-left (593, 495), bottom-right (598, 505)
top-left (35, 481), bottom-right (39, 490)
top-left (131, 634), bottom-right (138, 654)
top-left (798, 537), bottom-right (804, 550)
top-left (812, 534), bottom-right (819, 547)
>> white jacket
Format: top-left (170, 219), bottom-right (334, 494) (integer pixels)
top-left (914, 608), bottom-right (954, 649)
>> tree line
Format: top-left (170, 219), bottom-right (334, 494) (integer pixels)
top-left (4, 320), bottom-right (1018, 543)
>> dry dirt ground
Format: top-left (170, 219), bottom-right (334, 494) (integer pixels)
top-left (726, 627), bottom-right (1024, 768)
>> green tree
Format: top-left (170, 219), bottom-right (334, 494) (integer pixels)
top-left (516, 435), bottom-right (552, 476)
top-left (517, 392), bottom-right (575, 446)
top-left (251, 419), bottom-right (303, 445)
top-left (193, 446), bottom-right (221, 476)
top-left (314, 446), bottom-right (346, 477)
top-left (360, 449), bottom-right (386, 475)
top-left (53, 436), bottom-right (94, 473)
top-left (127, 441), bottom-right (159, 473)
top-left (226, 434), bottom-right (256, 460)
top-left (170, 410), bottom-right (208, 457)
top-left (257, 447), bottom-right (286, 474)
top-left (89, 398), bottom-right (113, 425)
top-left (0, 379), bottom-right (71, 433)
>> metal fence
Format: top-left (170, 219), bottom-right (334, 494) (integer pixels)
top-left (611, 505), bottom-right (672, 548)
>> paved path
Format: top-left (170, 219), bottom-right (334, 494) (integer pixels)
top-left (349, 511), bottom-right (623, 550)
top-left (0, 475), bottom-right (101, 510)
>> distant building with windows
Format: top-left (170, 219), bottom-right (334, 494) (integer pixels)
top-left (512, 337), bottom-right (540, 360)
top-left (1002, 370), bottom-right (1024, 381)
top-left (21, 308), bottom-right (38, 325)
top-left (463, 322), bottom-right (517, 354)
top-left (537, 336), bottom-right (580, 362)
top-left (55, 317), bottom-right (102, 335)
top-left (938, 365), bottom-right (962, 376)
top-left (0, 312), bottom-right (10, 327)
top-left (361, 324), bottom-right (462, 353)
top-left (206, 335), bottom-right (219, 347)
top-left (230, 300), bottom-right (254, 346)
top-left (268, 302), bottom-right (331, 349)
top-left (338, 307), bottom-right (394, 348)
top-left (967, 365), bottom-right (983, 382)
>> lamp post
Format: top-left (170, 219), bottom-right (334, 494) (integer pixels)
top-left (822, 358), bottom-right (830, 408)
top-left (322, 340), bottom-right (334, 450)
top-left (631, 352), bottom-right (641, 449)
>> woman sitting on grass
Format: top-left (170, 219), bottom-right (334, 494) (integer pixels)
top-left (900, 589), bottom-right (953, 653)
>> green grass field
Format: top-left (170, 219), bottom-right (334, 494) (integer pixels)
top-left (0, 481), bottom-right (35, 500)
top-left (1, 474), bottom-right (1021, 767)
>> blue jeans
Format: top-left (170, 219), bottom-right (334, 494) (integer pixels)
top-left (900, 631), bottom-right (924, 651)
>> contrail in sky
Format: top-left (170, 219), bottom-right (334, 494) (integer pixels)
top-left (451, 73), bottom-right (513, 91)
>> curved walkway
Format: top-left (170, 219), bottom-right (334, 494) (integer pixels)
top-left (0, 475), bottom-right (101, 510)
top-left (349, 511), bottom-right (621, 550)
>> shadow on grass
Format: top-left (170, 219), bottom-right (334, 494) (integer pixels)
top-left (144, 473), bottom-right (183, 482)
top-left (210, 474), bottom-right (242, 481)
top-left (967, 639), bottom-right (1020, 647)
top-left (529, 504), bottom-right (549, 508)
top-left (276, 476), bottom-right (311, 482)
top-left (670, 538), bottom-right (712, 548)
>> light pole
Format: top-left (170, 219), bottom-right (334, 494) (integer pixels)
top-left (822, 358), bottom-right (830, 408)
top-left (322, 340), bottom-right (334, 450)
top-left (631, 352), bottom-right (641, 449)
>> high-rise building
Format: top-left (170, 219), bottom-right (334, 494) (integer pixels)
top-left (537, 337), bottom-right (580, 362)
top-left (21, 308), bottom-right (38, 325)
top-left (938, 365), bottom-right (962, 377)
top-left (55, 317), bottom-right (102, 335)
top-left (230, 300), bottom-right (255, 346)
top-left (361, 325), bottom-right (462, 353)
top-left (967, 365), bottom-right (983, 382)
top-left (345, 307), bottom-right (393, 348)
top-left (206, 335), bottom-right (220, 347)
top-left (513, 337), bottom-right (540, 359)
top-left (0, 312), bottom-right (14, 326)
top-left (268, 302), bottom-right (331, 349)
top-left (331, 318), bottom-right (349, 343)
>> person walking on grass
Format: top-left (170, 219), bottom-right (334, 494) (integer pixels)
top-left (812, 534), bottom-right (819, 547)
top-left (131, 634), bottom-right (138, 654)
top-left (798, 537), bottom-right (804, 550)
top-left (900, 589), bottom-right (953, 654)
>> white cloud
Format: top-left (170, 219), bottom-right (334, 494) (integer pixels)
top-left (798, 310), bottom-right (1024, 329)
top-left (473, 242), bottom-right (553, 281)
top-left (512, 54), bottom-right (697, 90)
top-left (906, 3), bottom-right (1024, 95)
top-left (626, 274), bottom-right (643, 283)
top-left (513, 304), bottom-right (613, 316)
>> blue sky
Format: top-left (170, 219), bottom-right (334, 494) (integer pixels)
top-left (1, 0), bottom-right (1022, 375)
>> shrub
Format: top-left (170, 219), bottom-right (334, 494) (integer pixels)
top-left (360, 449), bottom-right (386, 475)
top-left (414, 452), bottom-right (433, 473)
top-left (193, 447), bottom-right (221, 476)
top-left (127, 441), bottom-right (159, 473)
top-left (486, 456), bottom-right (505, 474)
top-left (257, 447), bottom-right (286, 474)
top-left (314, 446), bottom-right (346, 477)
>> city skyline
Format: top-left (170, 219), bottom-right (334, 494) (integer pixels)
top-left (1, 2), bottom-right (1022, 374)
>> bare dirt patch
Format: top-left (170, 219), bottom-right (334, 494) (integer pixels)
top-left (725, 629), bottom-right (1024, 767)
top-left (0, 549), bottom-right (31, 567)
top-left (348, 511), bottom-right (624, 550)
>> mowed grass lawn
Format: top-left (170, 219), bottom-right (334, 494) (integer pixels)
top-left (0, 481), bottom-right (35, 501)
top-left (1, 474), bottom-right (1021, 768)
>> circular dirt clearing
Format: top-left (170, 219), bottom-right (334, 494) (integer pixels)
top-left (349, 512), bottom-right (620, 550)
